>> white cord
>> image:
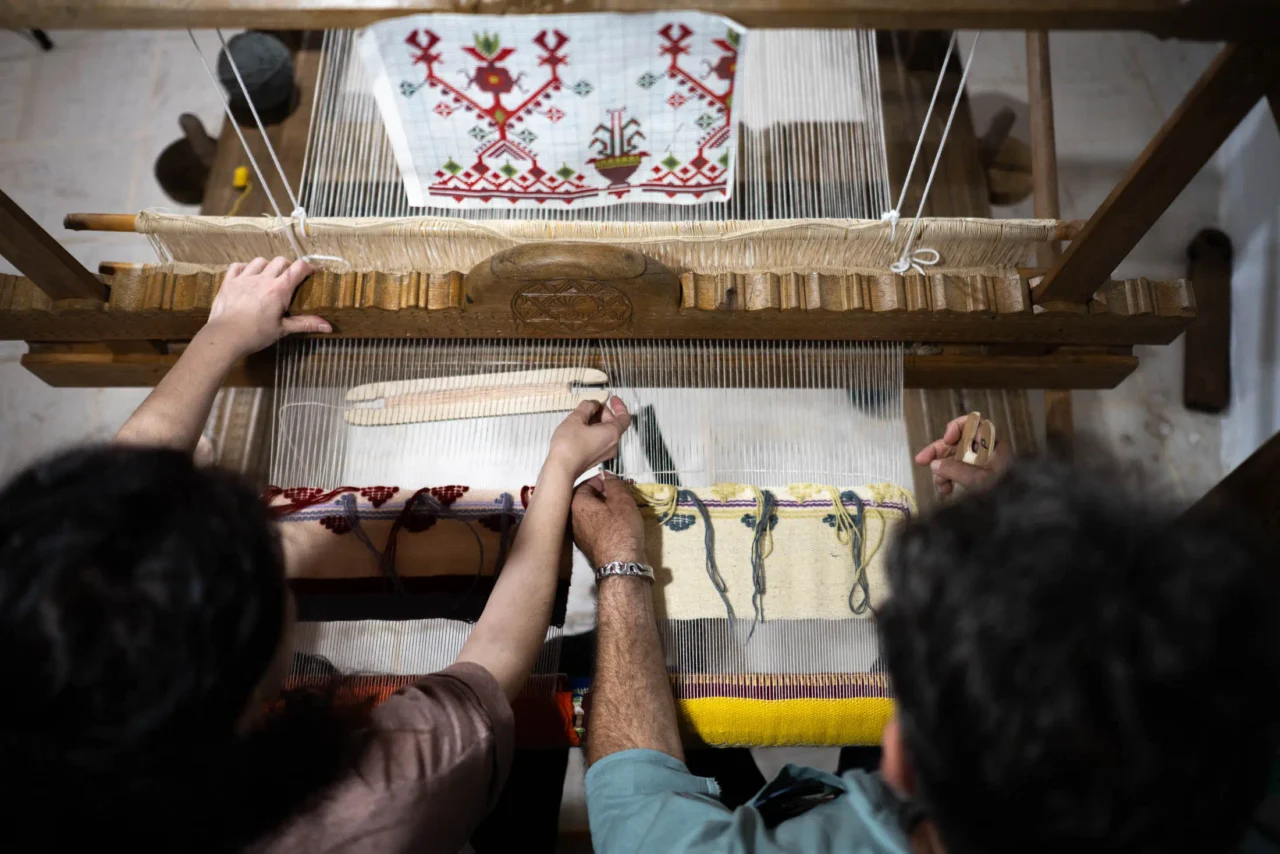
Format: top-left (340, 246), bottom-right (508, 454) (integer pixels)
top-left (215, 29), bottom-right (304, 220)
top-left (189, 30), bottom-right (347, 267)
top-left (188, 30), bottom-right (306, 258)
top-left (891, 32), bottom-right (982, 276)
top-left (880, 33), bottom-right (956, 240)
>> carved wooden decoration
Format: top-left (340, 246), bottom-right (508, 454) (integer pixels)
top-left (464, 243), bottom-right (677, 336)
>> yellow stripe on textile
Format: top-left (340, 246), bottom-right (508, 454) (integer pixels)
top-left (679, 697), bottom-right (895, 747)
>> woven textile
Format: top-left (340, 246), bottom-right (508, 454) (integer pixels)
top-left (276, 480), bottom-right (915, 745)
top-left (632, 482), bottom-right (914, 621)
top-left (359, 12), bottom-right (745, 209)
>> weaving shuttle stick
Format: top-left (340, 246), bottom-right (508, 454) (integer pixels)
top-left (344, 367), bottom-right (609, 426)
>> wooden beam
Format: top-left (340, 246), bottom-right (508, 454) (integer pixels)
top-left (1033, 43), bottom-right (1279, 305)
top-left (1183, 429), bottom-right (1280, 535)
top-left (62, 211), bottom-right (1089, 243)
top-left (0, 189), bottom-right (107, 302)
top-left (1027, 31), bottom-right (1074, 457)
top-left (0, 268), bottom-right (1196, 347)
top-left (1, 0), bottom-right (1272, 39)
top-left (20, 343), bottom-right (1138, 391)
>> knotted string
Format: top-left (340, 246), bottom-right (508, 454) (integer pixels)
top-left (680, 489), bottom-right (734, 623)
top-left (880, 34), bottom-right (957, 241)
top-left (339, 493), bottom-right (384, 565)
top-left (748, 488), bottom-right (777, 630)
top-left (492, 491), bottom-right (517, 574)
top-left (890, 247), bottom-right (941, 276)
top-left (382, 489), bottom-right (524, 605)
top-left (824, 487), bottom-right (872, 615)
top-left (189, 29), bottom-right (349, 267)
top-left (890, 33), bottom-right (983, 275)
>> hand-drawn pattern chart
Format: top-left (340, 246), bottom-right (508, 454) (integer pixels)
top-left (360, 13), bottom-right (746, 209)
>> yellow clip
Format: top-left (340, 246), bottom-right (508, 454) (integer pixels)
top-left (232, 166), bottom-right (250, 190)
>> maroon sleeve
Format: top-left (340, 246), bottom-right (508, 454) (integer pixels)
top-left (366, 662), bottom-right (516, 808)
top-left (257, 663), bottom-right (515, 854)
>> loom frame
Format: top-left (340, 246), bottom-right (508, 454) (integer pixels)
top-left (0, 1), bottom-right (1275, 41)
top-left (0, 15), bottom-right (1276, 505)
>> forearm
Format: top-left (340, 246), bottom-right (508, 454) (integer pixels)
top-left (588, 572), bottom-right (684, 765)
top-left (457, 462), bottom-right (573, 700)
top-left (114, 326), bottom-right (240, 453)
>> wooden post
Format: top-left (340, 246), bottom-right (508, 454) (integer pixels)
top-left (1183, 429), bottom-right (1280, 537)
top-left (0, 188), bottom-right (107, 302)
top-left (1182, 229), bottom-right (1233, 413)
top-left (1033, 43), bottom-right (1278, 306)
top-left (1027, 31), bottom-right (1074, 456)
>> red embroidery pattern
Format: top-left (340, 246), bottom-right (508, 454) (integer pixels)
top-left (319, 516), bottom-right (352, 535)
top-left (360, 486), bottom-right (398, 508)
top-left (430, 485), bottom-right (469, 506)
top-left (639, 24), bottom-right (736, 198)
top-left (402, 23), bottom-right (735, 205)
top-left (265, 486), bottom-right (360, 518)
top-left (405, 28), bottom-right (589, 204)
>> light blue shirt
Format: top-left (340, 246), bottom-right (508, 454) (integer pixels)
top-left (586, 749), bottom-right (914, 854)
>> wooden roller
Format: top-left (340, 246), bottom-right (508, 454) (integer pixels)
top-left (64, 213), bottom-right (139, 232)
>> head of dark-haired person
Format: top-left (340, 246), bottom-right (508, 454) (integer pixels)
top-left (877, 458), bottom-right (1280, 854)
top-left (0, 446), bottom-right (365, 853)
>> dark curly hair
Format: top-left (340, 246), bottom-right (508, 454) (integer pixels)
top-left (0, 446), bottom-right (369, 852)
top-left (878, 457), bottom-right (1280, 854)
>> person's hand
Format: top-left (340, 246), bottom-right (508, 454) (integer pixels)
top-left (546, 397), bottom-right (632, 481)
top-left (571, 472), bottom-right (646, 567)
top-left (914, 414), bottom-right (1012, 496)
top-left (203, 256), bottom-right (330, 358)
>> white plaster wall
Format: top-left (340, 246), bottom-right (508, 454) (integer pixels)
top-left (1217, 101), bottom-right (1280, 473)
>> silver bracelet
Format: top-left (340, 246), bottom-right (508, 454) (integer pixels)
top-left (594, 560), bottom-right (654, 583)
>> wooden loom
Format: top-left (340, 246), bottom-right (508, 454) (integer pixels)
top-left (3, 4), bottom-right (1280, 749)
top-left (0, 11), bottom-right (1275, 418)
